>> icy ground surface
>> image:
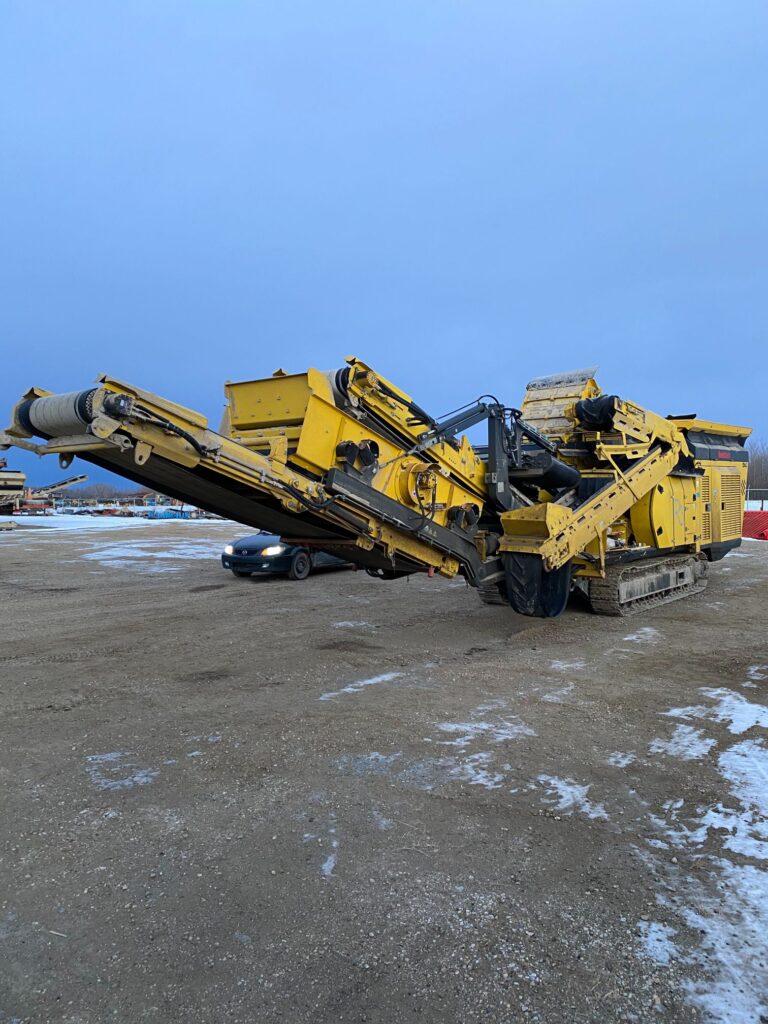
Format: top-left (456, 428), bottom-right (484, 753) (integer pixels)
top-left (0, 513), bottom-right (238, 532)
top-left (1, 514), bottom-right (242, 572)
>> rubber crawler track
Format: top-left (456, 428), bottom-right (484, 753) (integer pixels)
top-left (588, 554), bottom-right (708, 617)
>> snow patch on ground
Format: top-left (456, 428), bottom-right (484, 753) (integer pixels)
top-left (675, 861), bottom-right (768, 1024)
top-left (718, 740), bottom-right (768, 817)
top-left (339, 751), bottom-right (501, 792)
top-left (475, 699), bottom-right (507, 713)
top-left (649, 725), bottom-right (716, 760)
top-left (607, 751), bottom-right (636, 768)
top-left (648, 739), bottom-right (768, 860)
top-left (85, 752), bottom-right (158, 791)
top-left (536, 775), bottom-right (608, 820)
top-left (540, 683), bottom-right (575, 703)
top-left (714, 740), bottom-right (768, 859)
top-left (623, 626), bottom-right (661, 644)
top-left (637, 920), bottom-right (678, 966)
top-left (83, 539), bottom-right (224, 570)
top-left (303, 815), bottom-right (340, 878)
top-left (428, 702), bottom-right (536, 786)
top-left (338, 748), bottom-right (512, 793)
top-left (319, 671), bottom-right (403, 701)
top-left (449, 751), bottom-right (504, 789)
top-left (549, 658), bottom-right (586, 671)
top-left (664, 688), bottom-right (768, 735)
top-left (745, 664), bottom-right (767, 689)
top-left (339, 698), bottom-right (537, 793)
top-left (643, 687), bottom-right (768, 1020)
top-left (436, 717), bottom-right (535, 747)
top-left (321, 837), bottom-right (339, 877)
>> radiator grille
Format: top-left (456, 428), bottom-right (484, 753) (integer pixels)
top-left (699, 475), bottom-right (711, 543)
top-left (720, 473), bottom-right (742, 539)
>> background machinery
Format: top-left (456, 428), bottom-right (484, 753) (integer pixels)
top-left (0, 359), bottom-right (749, 616)
top-left (26, 473), bottom-right (88, 501)
top-left (17, 473), bottom-right (88, 514)
top-left (0, 457), bottom-right (26, 515)
top-left (0, 466), bottom-right (87, 515)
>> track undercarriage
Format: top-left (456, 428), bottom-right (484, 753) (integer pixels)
top-left (477, 551), bottom-right (708, 617)
top-left (586, 553), bottom-right (708, 617)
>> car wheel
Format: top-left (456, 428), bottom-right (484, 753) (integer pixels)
top-left (231, 569), bottom-right (252, 578)
top-left (288, 551), bottom-right (311, 580)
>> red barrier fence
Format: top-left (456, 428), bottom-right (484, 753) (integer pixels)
top-left (743, 511), bottom-right (768, 540)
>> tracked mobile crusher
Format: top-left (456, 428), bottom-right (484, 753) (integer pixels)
top-left (1, 360), bottom-right (749, 616)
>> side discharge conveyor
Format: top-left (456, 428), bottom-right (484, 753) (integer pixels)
top-left (0, 357), bottom-right (750, 617)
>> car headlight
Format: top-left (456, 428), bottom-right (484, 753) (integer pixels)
top-left (261, 544), bottom-right (285, 556)
top-left (224, 544), bottom-right (234, 555)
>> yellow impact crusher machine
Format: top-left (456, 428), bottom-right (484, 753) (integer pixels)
top-left (1, 359), bottom-right (749, 617)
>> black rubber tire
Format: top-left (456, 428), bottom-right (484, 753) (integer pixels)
top-left (288, 551), bottom-right (312, 581)
top-left (231, 569), bottom-right (252, 578)
top-left (503, 552), bottom-right (572, 618)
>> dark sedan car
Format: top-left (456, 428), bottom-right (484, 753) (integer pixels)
top-left (221, 533), bottom-right (350, 581)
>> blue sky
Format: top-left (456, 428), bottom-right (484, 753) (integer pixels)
top-left (2, 1), bottom-right (766, 485)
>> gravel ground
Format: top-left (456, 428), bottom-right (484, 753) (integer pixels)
top-left (1, 518), bottom-right (767, 1024)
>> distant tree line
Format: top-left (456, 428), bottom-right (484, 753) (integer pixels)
top-left (748, 439), bottom-right (768, 491)
top-left (67, 483), bottom-right (144, 501)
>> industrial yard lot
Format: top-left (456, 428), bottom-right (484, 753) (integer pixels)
top-left (1, 519), bottom-right (766, 1024)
